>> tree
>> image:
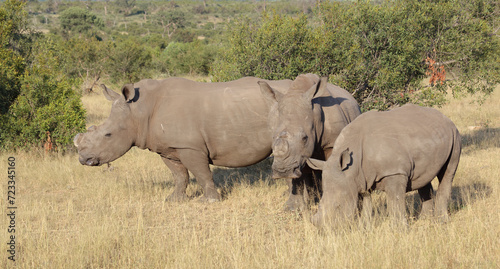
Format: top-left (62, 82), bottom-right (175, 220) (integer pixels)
top-left (59, 7), bottom-right (104, 38)
top-left (0, 0), bottom-right (31, 115)
top-left (157, 41), bottom-right (215, 76)
top-left (211, 12), bottom-right (315, 82)
top-left (0, 0), bottom-right (86, 150)
top-left (211, 0), bottom-right (500, 111)
top-left (61, 36), bottom-right (112, 93)
top-left (106, 38), bottom-right (152, 83)
top-left (115, 0), bottom-right (136, 16)
top-left (154, 9), bottom-right (187, 39)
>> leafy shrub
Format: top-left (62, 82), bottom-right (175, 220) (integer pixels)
top-left (59, 7), bottom-right (104, 38)
top-left (157, 41), bottom-right (215, 76)
top-left (106, 37), bottom-right (152, 83)
top-left (0, 0), bottom-right (86, 151)
top-left (212, 0), bottom-right (500, 111)
top-left (211, 12), bottom-right (315, 82)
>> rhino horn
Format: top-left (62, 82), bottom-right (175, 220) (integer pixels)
top-left (73, 133), bottom-right (82, 147)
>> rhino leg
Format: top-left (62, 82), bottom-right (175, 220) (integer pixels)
top-left (434, 150), bottom-right (460, 222)
top-left (162, 157), bottom-right (189, 202)
top-left (284, 177), bottom-right (307, 211)
top-left (359, 193), bottom-right (372, 229)
top-left (177, 149), bottom-right (221, 203)
top-left (418, 182), bottom-right (435, 219)
top-left (304, 167), bottom-right (322, 204)
top-left (383, 174), bottom-right (408, 227)
top-left (284, 167), bottom-right (321, 211)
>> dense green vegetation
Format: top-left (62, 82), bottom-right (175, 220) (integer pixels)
top-left (0, 0), bottom-right (86, 150)
top-left (215, 0), bottom-right (500, 110)
top-left (1, 0), bottom-right (499, 150)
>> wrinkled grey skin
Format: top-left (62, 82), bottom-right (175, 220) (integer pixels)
top-left (258, 74), bottom-right (361, 210)
top-left (74, 77), bottom-right (293, 202)
top-left (307, 104), bottom-right (462, 228)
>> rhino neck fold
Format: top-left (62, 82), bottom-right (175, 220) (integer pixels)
top-left (134, 117), bottom-right (150, 150)
top-left (130, 102), bottom-right (153, 151)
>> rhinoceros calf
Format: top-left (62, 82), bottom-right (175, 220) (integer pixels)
top-left (307, 104), bottom-right (461, 228)
top-left (258, 74), bottom-right (361, 210)
top-left (74, 77), bottom-right (293, 202)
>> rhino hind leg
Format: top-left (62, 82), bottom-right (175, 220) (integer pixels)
top-left (434, 146), bottom-right (461, 222)
top-left (162, 157), bottom-right (189, 202)
top-left (177, 149), bottom-right (221, 203)
top-left (418, 182), bottom-right (435, 219)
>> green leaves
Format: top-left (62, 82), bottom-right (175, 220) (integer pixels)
top-left (0, 1), bottom-right (86, 151)
top-left (211, 12), bottom-right (315, 82)
top-left (107, 37), bottom-right (153, 83)
top-left (212, 0), bottom-right (500, 111)
top-left (59, 7), bottom-right (104, 38)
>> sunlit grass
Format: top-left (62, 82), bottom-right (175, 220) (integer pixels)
top-left (0, 85), bottom-right (498, 268)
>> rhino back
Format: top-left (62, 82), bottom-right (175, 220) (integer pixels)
top-left (316, 84), bottom-right (361, 150)
top-left (339, 104), bottom-right (458, 190)
top-left (141, 77), bottom-right (291, 167)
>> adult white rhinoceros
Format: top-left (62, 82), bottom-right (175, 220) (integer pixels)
top-left (258, 74), bottom-right (361, 210)
top-left (307, 104), bottom-right (462, 228)
top-left (74, 77), bottom-right (294, 202)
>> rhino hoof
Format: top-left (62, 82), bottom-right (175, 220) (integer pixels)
top-left (283, 196), bottom-right (306, 212)
top-left (198, 195), bottom-right (221, 203)
top-left (165, 193), bottom-right (188, 202)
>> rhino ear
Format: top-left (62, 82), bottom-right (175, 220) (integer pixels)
top-left (121, 84), bottom-right (136, 102)
top-left (101, 84), bottom-right (121, 101)
top-left (259, 81), bottom-right (283, 104)
top-left (303, 76), bottom-right (328, 101)
top-left (306, 158), bottom-right (325, 171)
top-left (339, 148), bottom-right (352, 171)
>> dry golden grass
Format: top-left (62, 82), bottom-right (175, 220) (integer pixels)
top-left (1, 86), bottom-right (499, 268)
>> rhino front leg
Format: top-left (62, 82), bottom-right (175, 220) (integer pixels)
top-left (284, 167), bottom-right (320, 211)
top-left (359, 193), bottom-right (372, 229)
top-left (284, 177), bottom-right (307, 211)
top-left (162, 157), bottom-right (189, 202)
top-left (383, 174), bottom-right (408, 227)
top-left (177, 149), bottom-right (221, 203)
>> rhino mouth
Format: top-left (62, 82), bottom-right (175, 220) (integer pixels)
top-left (79, 156), bottom-right (104, 166)
top-left (272, 163), bottom-right (303, 179)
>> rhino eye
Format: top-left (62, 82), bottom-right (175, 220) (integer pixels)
top-left (105, 133), bottom-right (112, 137)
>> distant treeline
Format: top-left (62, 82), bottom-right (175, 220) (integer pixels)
top-left (1, 0), bottom-right (499, 150)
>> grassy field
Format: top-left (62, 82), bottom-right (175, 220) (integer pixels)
top-left (1, 86), bottom-right (499, 268)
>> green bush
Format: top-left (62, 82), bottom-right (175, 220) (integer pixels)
top-left (211, 0), bottom-right (500, 111)
top-left (106, 37), bottom-right (153, 83)
top-left (0, 0), bottom-right (86, 151)
top-left (211, 12), bottom-right (315, 82)
top-left (59, 7), bottom-right (104, 38)
top-left (157, 41), bottom-right (215, 76)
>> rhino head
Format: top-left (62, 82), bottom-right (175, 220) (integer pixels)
top-left (259, 74), bottom-right (326, 179)
top-left (74, 84), bottom-right (138, 166)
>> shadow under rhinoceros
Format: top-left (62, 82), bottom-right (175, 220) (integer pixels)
top-left (145, 157), bottom-right (274, 200)
top-left (211, 157), bottom-right (275, 199)
top-left (404, 182), bottom-right (492, 219)
top-left (461, 127), bottom-right (499, 153)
